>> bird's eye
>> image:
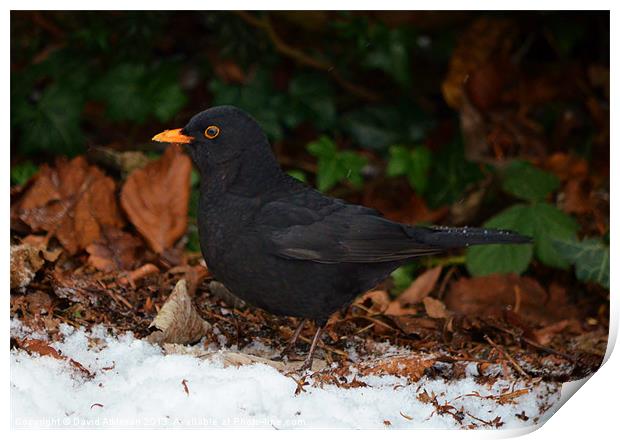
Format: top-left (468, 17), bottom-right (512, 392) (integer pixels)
top-left (204, 125), bottom-right (220, 139)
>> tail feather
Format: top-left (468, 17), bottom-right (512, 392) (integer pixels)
top-left (408, 226), bottom-right (532, 249)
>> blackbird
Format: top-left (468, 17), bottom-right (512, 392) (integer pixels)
top-left (153, 105), bottom-right (530, 369)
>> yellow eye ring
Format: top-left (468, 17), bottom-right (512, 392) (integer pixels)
top-left (204, 125), bottom-right (220, 139)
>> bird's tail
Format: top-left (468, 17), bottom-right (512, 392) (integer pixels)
top-left (408, 226), bottom-right (532, 250)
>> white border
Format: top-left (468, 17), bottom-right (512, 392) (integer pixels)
top-left (4, 3), bottom-right (616, 439)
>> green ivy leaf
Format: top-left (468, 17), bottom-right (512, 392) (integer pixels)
top-left (424, 139), bottom-right (483, 208)
top-left (466, 202), bottom-right (578, 275)
top-left (10, 161), bottom-right (39, 186)
top-left (93, 64), bottom-right (150, 122)
top-left (362, 26), bottom-right (412, 88)
top-left (386, 145), bottom-right (431, 193)
top-left (286, 170), bottom-right (307, 183)
top-left (315, 156), bottom-right (340, 192)
top-left (307, 136), bottom-right (367, 192)
top-left (501, 161), bottom-right (560, 202)
top-left (406, 147), bottom-right (431, 193)
top-left (528, 202), bottom-right (579, 268)
top-left (288, 73), bottom-right (336, 130)
top-left (339, 151), bottom-right (367, 188)
top-left (390, 263), bottom-right (418, 294)
top-left (554, 237), bottom-right (609, 289)
top-left (386, 145), bottom-right (410, 176)
top-left (342, 104), bottom-right (430, 150)
top-left (93, 63), bottom-right (187, 124)
top-left (466, 204), bottom-right (534, 276)
top-left (150, 81), bottom-right (187, 123)
top-left (12, 85), bottom-right (85, 155)
top-left (307, 136), bottom-right (336, 157)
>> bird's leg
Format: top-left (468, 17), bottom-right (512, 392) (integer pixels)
top-left (280, 318), bottom-right (306, 357)
top-left (299, 324), bottom-right (324, 371)
top-left (287, 319), bottom-right (307, 350)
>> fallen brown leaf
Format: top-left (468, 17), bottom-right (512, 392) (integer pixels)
top-left (530, 319), bottom-right (579, 346)
top-left (10, 244), bottom-right (45, 289)
top-left (12, 156), bottom-right (124, 254)
top-left (119, 263), bottom-right (160, 286)
top-left (147, 278), bottom-right (211, 345)
top-left (11, 291), bottom-right (53, 317)
top-left (545, 152), bottom-right (589, 182)
top-left (185, 265), bottom-right (210, 297)
top-left (389, 316), bottom-right (441, 338)
top-left (354, 290), bottom-right (391, 313)
top-left (18, 338), bottom-right (92, 377)
top-left (445, 274), bottom-right (579, 325)
top-left (562, 178), bottom-right (593, 215)
top-left (21, 235), bottom-right (63, 262)
top-left (423, 297), bottom-right (450, 319)
top-left (120, 145), bottom-right (192, 254)
top-left (386, 267), bottom-right (442, 315)
top-left (86, 228), bottom-right (143, 272)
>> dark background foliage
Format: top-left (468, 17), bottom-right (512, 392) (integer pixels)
top-left (10, 11), bottom-right (609, 290)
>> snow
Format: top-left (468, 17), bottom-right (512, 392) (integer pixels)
top-left (11, 319), bottom-right (563, 429)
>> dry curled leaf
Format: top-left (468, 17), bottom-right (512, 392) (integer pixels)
top-left (386, 266), bottom-right (442, 315)
top-left (423, 297), bottom-right (450, 319)
top-left (147, 278), bottom-right (211, 345)
top-left (10, 243), bottom-right (44, 289)
top-left (118, 263), bottom-right (160, 287)
top-left (545, 152), bottom-right (589, 182)
top-left (17, 338), bottom-right (92, 377)
top-left (354, 290), bottom-right (391, 313)
top-left (86, 228), bottom-right (143, 272)
top-left (530, 319), bottom-right (580, 346)
top-left (12, 156), bottom-right (124, 255)
top-left (445, 274), bottom-right (578, 325)
top-left (121, 145), bottom-right (192, 254)
top-left (562, 178), bottom-right (593, 215)
top-left (389, 316), bottom-right (441, 338)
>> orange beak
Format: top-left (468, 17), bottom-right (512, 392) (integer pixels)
top-left (152, 128), bottom-right (194, 144)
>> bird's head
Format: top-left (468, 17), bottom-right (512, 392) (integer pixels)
top-left (153, 106), bottom-right (283, 194)
top-left (152, 106), bottom-right (273, 177)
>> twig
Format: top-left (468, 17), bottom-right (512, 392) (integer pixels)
top-left (513, 285), bottom-right (522, 314)
top-left (235, 11), bottom-right (381, 102)
top-left (437, 266), bottom-right (457, 300)
top-left (483, 334), bottom-right (529, 377)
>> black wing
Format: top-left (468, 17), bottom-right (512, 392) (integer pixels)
top-left (256, 190), bottom-right (442, 264)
